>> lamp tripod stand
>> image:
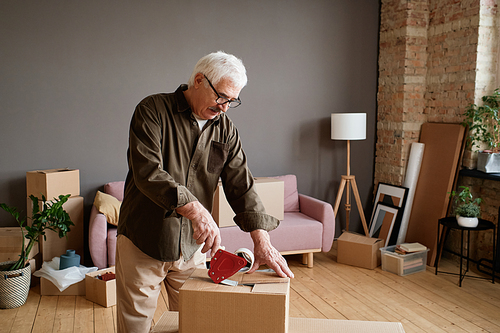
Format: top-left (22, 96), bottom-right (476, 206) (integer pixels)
top-left (333, 139), bottom-right (369, 236)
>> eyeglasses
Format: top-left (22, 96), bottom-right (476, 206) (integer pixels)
top-left (203, 74), bottom-right (242, 108)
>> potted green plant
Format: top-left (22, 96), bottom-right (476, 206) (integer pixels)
top-left (449, 186), bottom-right (482, 228)
top-left (0, 194), bottom-right (73, 309)
top-left (462, 89), bottom-right (500, 171)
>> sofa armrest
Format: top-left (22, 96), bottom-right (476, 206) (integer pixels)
top-left (89, 205), bottom-right (109, 269)
top-left (298, 194), bottom-right (335, 252)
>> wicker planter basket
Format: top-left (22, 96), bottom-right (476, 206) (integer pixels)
top-left (0, 261), bottom-right (31, 309)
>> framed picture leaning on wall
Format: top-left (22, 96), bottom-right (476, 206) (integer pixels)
top-left (369, 202), bottom-right (402, 247)
top-left (369, 183), bottom-right (409, 230)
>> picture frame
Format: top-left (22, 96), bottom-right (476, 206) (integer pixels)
top-left (369, 182), bottom-right (409, 230)
top-left (369, 202), bottom-right (401, 247)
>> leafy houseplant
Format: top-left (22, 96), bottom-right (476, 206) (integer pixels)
top-left (463, 89), bottom-right (500, 152)
top-left (449, 186), bottom-right (482, 227)
top-left (0, 194), bottom-right (73, 271)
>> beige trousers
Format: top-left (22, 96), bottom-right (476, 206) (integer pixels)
top-left (115, 235), bottom-right (205, 333)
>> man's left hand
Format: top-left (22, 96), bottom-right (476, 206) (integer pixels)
top-left (246, 229), bottom-right (294, 278)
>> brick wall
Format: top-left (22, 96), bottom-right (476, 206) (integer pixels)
top-left (377, 0), bottom-right (498, 262)
top-left (377, 0), bottom-right (429, 185)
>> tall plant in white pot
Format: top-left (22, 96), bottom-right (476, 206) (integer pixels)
top-left (449, 186), bottom-right (482, 228)
top-left (0, 194), bottom-right (73, 309)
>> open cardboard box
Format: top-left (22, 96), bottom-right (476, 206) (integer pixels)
top-left (26, 168), bottom-right (80, 200)
top-left (39, 277), bottom-right (85, 296)
top-left (153, 311), bottom-right (406, 333)
top-left (85, 266), bottom-right (116, 307)
top-left (179, 268), bottom-right (289, 333)
top-left (337, 232), bottom-right (384, 269)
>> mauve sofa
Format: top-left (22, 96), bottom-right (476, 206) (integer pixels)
top-left (89, 175), bottom-right (335, 269)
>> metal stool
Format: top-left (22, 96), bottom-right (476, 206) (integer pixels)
top-left (435, 216), bottom-right (496, 287)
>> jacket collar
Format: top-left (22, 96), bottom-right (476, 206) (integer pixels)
top-left (175, 84), bottom-right (221, 125)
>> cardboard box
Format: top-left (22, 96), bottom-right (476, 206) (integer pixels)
top-left (381, 245), bottom-right (429, 276)
top-left (40, 276), bottom-right (85, 296)
top-left (85, 267), bottom-right (116, 307)
top-left (337, 232), bottom-right (384, 269)
top-left (27, 196), bottom-right (84, 262)
top-left (26, 168), bottom-right (80, 199)
top-left (288, 317), bottom-right (406, 332)
top-left (212, 177), bottom-right (284, 227)
top-left (179, 269), bottom-right (289, 333)
top-left (0, 227), bottom-right (39, 262)
top-left (153, 312), bottom-right (406, 333)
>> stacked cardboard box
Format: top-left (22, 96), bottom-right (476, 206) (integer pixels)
top-left (26, 168), bottom-right (84, 296)
top-left (212, 177), bottom-right (284, 227)
top-left (153, 268), bottom-right (406, 333)
top-left (26, 168), bottom-right (83, 262)
top-left (154, 312), bottom-right (406, 333)
top-left (154, 312), bottom-right (407, 333)
top-left (26, 168), bottom-right (80, 200)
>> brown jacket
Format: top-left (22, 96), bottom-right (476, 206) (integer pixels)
top-left (117, 85), bottom-right (278, 262)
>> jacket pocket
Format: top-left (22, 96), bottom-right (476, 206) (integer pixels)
top-left (208, 141), bottom-right (229, 174)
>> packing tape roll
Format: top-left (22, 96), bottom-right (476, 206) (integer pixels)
top-left (235, 248), bottom-right (254, 272)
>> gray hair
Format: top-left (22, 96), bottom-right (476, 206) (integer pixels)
top-left (187, 51), bottom-right (247, 89)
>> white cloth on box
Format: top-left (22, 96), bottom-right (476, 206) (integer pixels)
top-left (33, 257), bottom-right (97, 291)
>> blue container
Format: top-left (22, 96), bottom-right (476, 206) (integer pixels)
top-left (59, 250), bottom-right (80, 270)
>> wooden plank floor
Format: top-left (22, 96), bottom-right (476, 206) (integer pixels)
top-left (1, 251), bottom-right (499, 333)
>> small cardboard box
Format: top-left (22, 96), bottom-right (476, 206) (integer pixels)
top-left (85, 267), bottom-right (116, 307)
top-left (179, 269), bottom-right (289, 333)
top-left (212, 177), bottom-right (284, 227)
top-left (26, 168), bottom-right (80, 199)
top-left (337, 232), bottom-right (384, 269)
top-left (153, 312), bottom-right (406, 333)
top-left (40, 276), bottom-right (85, 296)
top-left (381, 245), bottom-right (429, 276)
top-left (0, 227), bottom-right (39, 262)
top-left (27, 196), bottom-right (84, 262)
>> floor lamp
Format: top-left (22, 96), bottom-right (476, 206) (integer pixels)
top-left (331, 113), bottom-right (369, 236)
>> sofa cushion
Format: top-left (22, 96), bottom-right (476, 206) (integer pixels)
top-left (268, 212), bottom-right (322, 251)
top-left (93, 191), bottom-right (121, 226)
top-left (218, 212), bottom-right (322, 254)
top-left (271, 174), bottom-right (300, 212)
top-left (104, 181), bottom-right (125, 201)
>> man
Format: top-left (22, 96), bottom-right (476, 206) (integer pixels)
top-left (116, 51), bottom-right (294, 332)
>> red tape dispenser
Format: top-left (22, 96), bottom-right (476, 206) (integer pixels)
top-left (208, 249), bottom-right (247, 284)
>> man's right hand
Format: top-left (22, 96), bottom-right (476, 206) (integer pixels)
top-left (175, 201), bottom-right (221, 257)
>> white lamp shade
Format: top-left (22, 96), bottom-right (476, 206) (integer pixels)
top-left (331, 113), bottom-right (366, 140)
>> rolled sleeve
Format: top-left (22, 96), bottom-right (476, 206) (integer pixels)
top-left (233, 212), bottom-right (280, 232)
top-left (176, 185), bottom-right (199, 208)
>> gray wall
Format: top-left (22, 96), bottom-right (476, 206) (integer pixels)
top-left (0, 1), bottom-right (379, 241)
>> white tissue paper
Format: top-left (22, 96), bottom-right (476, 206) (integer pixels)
top-left (33, 257), bottom-right (97, 291)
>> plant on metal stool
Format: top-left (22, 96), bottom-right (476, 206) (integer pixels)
top-left (449, 186), bottom-right (482, 228)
